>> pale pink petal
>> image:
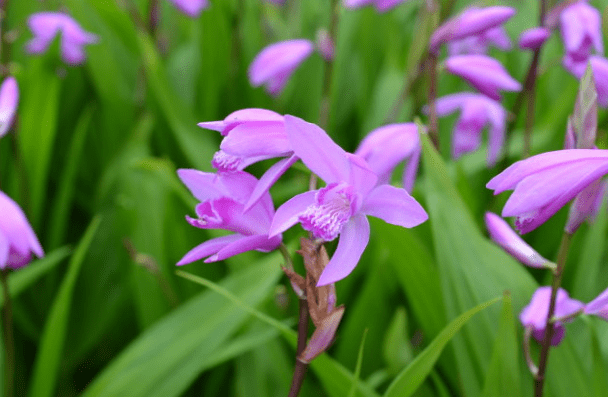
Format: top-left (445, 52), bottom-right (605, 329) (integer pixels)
top-left (168, 0), bottom-right (209, 17)
top-left (244, 154), bottom-right (299, 211)
top-left (268, 191), bottom-right (317, 237)
top-left (176, 235), bottom-right (243, 265)
top-left (361, 185), bottom-right (428, 227)
top-left (210, 234), bottom-right (282, 262)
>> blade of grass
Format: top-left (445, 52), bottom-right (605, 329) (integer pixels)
top-left (28, 216), bottom-right (102, 397)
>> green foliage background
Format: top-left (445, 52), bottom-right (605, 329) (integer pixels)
top-left (1, 0), bottom-right (608, 396)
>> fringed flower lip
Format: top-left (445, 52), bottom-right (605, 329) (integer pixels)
top-left (269, 116), bottom-right (428, 286)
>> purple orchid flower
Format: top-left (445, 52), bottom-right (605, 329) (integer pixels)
top-left (486, 149), bottom-right (608, 234)
top-left (447, 26), bottom-right (512, 56)
top-left (26, 12), bottom-right (99, 66)
top-left (485, 212), bottom-right (550, 268)
top-left (433, 92), bottom-right (507, 166)
top-left (444, 55), bottom-right (521, 100)
top-left (316, 29), bottom-right (335, 62)
top-left (559, 0), bottom-right (603, 76)
top-left (0, 77), bottom-right (18, 138)
top-left (198, 108), bottom-right (298, 209)
top-left (354, 123), bottom-right (421, 192)
top-left (520, 287), bottom-right (584, 346)
top-left (429, 6), bottom-right (516, 54)
top-left (248, 39), bottom-right (314, 96)
top-left (519, 27), bottom-right (551, 50)
top-left (268, 116), bottom-right (428, 286)
top-left (167, 0), bottom-right (209, 17)
top-left (176, 170), bottom-right (282, 265)
top-left (0, 191), bottom-right (44, 270)
top-left (343, 0), bottom-right (408, 13)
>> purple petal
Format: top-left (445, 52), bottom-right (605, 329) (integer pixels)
top-left (245, 154), bottom-right (299, 211)
top-left (177, 169), bottom-right (258, 204)
top-left (176, 234), bottom-right (243, 265)
top-left (374, 0), bottom-right (408, 12)
top-left (210, 234), bottom-right (282, 262)
top-left (0, 232), bottom-right (9, 269)
top-left (361, 185), bottom-right (428, 228)
top-left (430, 6), bottom-right (516, 53)
top-left (565, 177), bottom-right (606, 234)
top-left (284, 115), bottom-right (350, 184)
top-left (167, 0), bottom-right (209, 17)
top-left (502, 158), bottom-right (608, 216)
top-left (445, 55), bottom-right (521, 100)
top-left (355, 123), bottom-right (420, 186)
top-left (343, 0), bottom-right (375, 9)
top-left (589, 56), bottom-right (608, 108)
top-left (434, 93), bottom-right (475, 116)
top-left (220, 121), bottom-right (290, 157)
top-left (560, 1), bottom-right (603, 56)
top-left (248, 40), bottom-right (314, 95)
top-left (317, 214), bottom-right (370, 286)
top-left (485, 212), bottom-right (548, 267)
top-left (0, 77), bottom-right (18, 138)
top-left (519, 27), bottom-right (551, 50)
top-left (268, 190), bottom-right (317, 237)
top-left (402, 147), bottom-right (421, 193)
top-left (346, 154), bottom-right (378, 197)
top-left (198, 108), bottom-right (283, 136)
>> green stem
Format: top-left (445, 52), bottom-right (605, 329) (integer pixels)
top-left (534, 231), bottom-right (572, 397)
top-left (1, 270), bottom-right (14, 397)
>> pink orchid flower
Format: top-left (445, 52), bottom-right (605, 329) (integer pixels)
top-left (176, 170), bottom-right (282, 265)
top-left (168, 0), bottom-right (208, 17)
top-left (268, 116), bottom-right (427, 285)
top-left (0, 191), bottom-right (44, 270)
top-left (26, 12), bottom-right (98, 66)
top-left (0, 77), bottom-right (18, 138)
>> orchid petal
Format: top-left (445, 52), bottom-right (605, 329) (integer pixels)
top-left (317, 214), bottom-right (370, 286)
top-left (220, 121), bottom-right (290, 157)
top-left (245, 154), bottom-right (299, 211)
top-left (210, 234), bottom-right (282, 262)
top-left (0, 232), bottom-right (8, 269)
top-left (284, 115), bottom-right (350, 183)
top-left (361, 185), bottom-right (428, 227)
top-left (176, 234), bottom-right (243, 266)
top-left (269, 191), bottom-right (317, 237)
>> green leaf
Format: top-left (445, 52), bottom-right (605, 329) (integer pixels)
top-left (348, 329), bottom-right (369, 397)
top-left (83, 257), bottom-right (282, 397)
top-left (383, 296), bottom-right (502, 397)
top-left (420, 132), bottom-right (537, 396)
top-left (28, 216), bottom-right (102, 397)
top-left (0, 248), bottom-right (70, 308)
top-left (481, 292), bottom-right (521, 397)
top-left (176, 270), bottom-right (380, 397)
top-left (383, 308), bottom-right (414, 375)
top-left (586, 318), bottom-right (608, 397)
top-left (47, 105), bottom-right (94, 249)
top-left (19, 59), bottom-right (61, 228)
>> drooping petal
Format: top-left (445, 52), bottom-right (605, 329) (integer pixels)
top-left (198, 108), bottom-right (284, 136)
top-left (317, 214), bottom-right (370, 286)
top-left (245, 154), bottom-right (299, 211)
top-left (402, 147), bottom-right (421, 193)
top-left (585, 286), bottom-right (608, 320)
top-left (360, 185), bottom-right (428, 228)
top-left (269, 191), bottom-right (318, 237)
top-left (176, 234), bottom-right (244, 265)
top-left (209, 234), bottom-right (282, 262)
top-left (485, 212), bottom-right (548, 268)
top-left (284, 115), bottom-right (350, 184)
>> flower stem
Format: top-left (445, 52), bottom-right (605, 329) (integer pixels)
top-left (318, 0), bottom-right (339, 131)
top-left (427, 53), bottom-right (440, 150)
top-left (1, 270), bottom-right (14, 397)
top-left (288, 298), bottom-right (309, 397)
top-left (534, 231), bottom-right (573, 397)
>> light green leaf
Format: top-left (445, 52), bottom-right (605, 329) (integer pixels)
top-left (348, 329), bottom-right (368, 397)
top-left (384, 296), bottom-right (502, 397)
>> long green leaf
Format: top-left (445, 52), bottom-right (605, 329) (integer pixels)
top-left (481, 293), bottom-right (521, 397)
top-left (28, 216), bottom-right (102, 397)
top-left (83, 257), bottom-right (281, 397)
top-left (384, 297), bottom-right (501, 397)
